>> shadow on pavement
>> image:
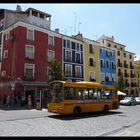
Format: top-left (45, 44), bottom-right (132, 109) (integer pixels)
top-left (48, 110), bottom-right (123, 121)
top-left (0, 104), bottom-right (31, 111)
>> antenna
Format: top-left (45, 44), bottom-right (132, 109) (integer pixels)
top-left (74, 12), bottom-right (77, 35)
top-left (78, 22), bottom-right (82, 33)
top-left (69, 26), bottom-right (73, 36)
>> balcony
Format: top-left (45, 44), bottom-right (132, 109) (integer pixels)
top-left (89, 62), bottom-right (96, 67)
top-left (124, 73), bottom-right (129, 78)
top-left (130, 73), bottom-right (135, 78)
top-left (130, 65), bottom-right (134, 69)
top-left (124, 63), bottom-right (128, 68)
top-left (118, 72), bottom-right (123, 76)
top-left (131, 82), bottom-right (136, 87)
top-left (125, 83), bottom-right (129, 86)
top-left (117, 63), bottom-right (122, 67)
top-left (112, 65), bottom-right (116, 69)
top-left (24, 75), bottom-right (34, 81)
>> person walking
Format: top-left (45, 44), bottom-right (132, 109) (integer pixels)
top-left (28, 95), bottom-right (32, 110)
top-left (6, 95), bottom-right (10, 109)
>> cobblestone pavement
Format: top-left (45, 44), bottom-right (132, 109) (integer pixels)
top-left (0, 105), bottom-right (140, 136)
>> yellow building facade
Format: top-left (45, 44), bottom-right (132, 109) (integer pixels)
top-left (83, 38), bottom-right (100, 82)
top-left (134, 60), bottom-right (140, 96)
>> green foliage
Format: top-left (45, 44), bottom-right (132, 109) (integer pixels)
top-left (48, 59), bottom-right (65, 82)
top-left (117, 74), bottom-right (125, 92)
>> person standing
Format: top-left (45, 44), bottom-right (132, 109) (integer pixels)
top-left (28, 95), bottom-right (32, 110)
top-left (6, 95), bottom-right (10, 108)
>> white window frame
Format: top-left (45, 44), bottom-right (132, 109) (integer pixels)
top-left (75, 66), bottom-right (82, 77)
top-left (89, 57), bottom-right (95, 66)
top-left (66, 40), bottom-right (71, 49)
top-left (75, 52), bottom-right (81, 63)
top-left (48, 35), bottom-right (54, 46)
top-left (24, 63), bottom-right (35, 79)
top-left (3, 50), bottom-right (8, 59)
top-left (65, 50), bottom-right (72, 62)
top-left (106, 73), bottom-right (111, 81)
top-left (25, 45), bottom-right (34, 59)
top-left (100, 73), bottom-right (105, 82)
top-left (89, 71), bottom-right (96, 80)
top-left (65, 64), bottom-right (72, 77)
top-left (112, 74), bottom-right (116, 81)
top-left (100, 59), bottom-right (104, 67)
top-left (106, 59), bottom-right (109, 68)
top-left (27, 29), bottom-right (34, 41)
top-left (47, 50), bottom-right (55, 62)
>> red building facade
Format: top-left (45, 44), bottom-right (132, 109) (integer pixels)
top-left (0, 21), bottom-right (62, 107)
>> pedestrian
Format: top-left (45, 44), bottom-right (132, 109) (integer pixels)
top-left (28, 95), bottom-right (32, 110)
top-left (6, 95), bottom-right (10, 108)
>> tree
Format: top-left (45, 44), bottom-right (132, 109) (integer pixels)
top-left (117, 74), bottom-right (125, 92)
top-left (48, 59), bottom-right (65, 82)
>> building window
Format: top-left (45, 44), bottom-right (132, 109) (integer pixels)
top-left (1, 70), bottom-right (6, 77)
top-left (89, 58), bottom-right (94, 66)
top-left (129, 54), bottom-right (132, 59)
top-left (117, 51), bottom-right (120, 56)
top-left (75, 66), bottom-right (82, 77)
top-left (80, 44), bottom-right (83, 51)
top-left (63, 39), bottom-right (66, 47)
top-left (3, 50), bottom-right (8, 59)
top-left (114, 45), bottom-right (117, 48)
top-left (25, 45), bottom-right (34, 59)
top-left (67, 40), bottom-right (71, 49)
top-left (27, 29), bottom-right (34, 41)
top-left (100, 49), bottom-right (102, 53)
top-left (108, 43), bottom-right (111, 47)
top-left (65, 64), bottom-right (72, 77)
top-left (90, 71), bottom-right (96, 81)
top-left (124, 53), bottom-right (126, 57)
top-left (32, 10), bottom-right (38, 17)
top-left (106, 60), bottom-right (109, 68)
top-left (24, 63), bottom-right (35, 80)
top-left (112, 74), bottom-right (116, 81)
top-left (75, 52), bottom-right (81, 63)
top-left (71, 42), bottom-right (75, 49)
top-left (111, 61), bottom-right (115, 69)
top-left (106, 73), bottom-right (111, 81)
top-left (76, 43), bottom-right (80, 51)
top-left (48, 50), bottom-right (55, 62)
top-left (5, 32), bottom-right (10, 40)
top-left (100, 59), bottom-right (104, 67)
top-left (65, 50), bottom-right (72, 62)
top-left (100, 73), bottom-right (105, 82)
top-left (89, 44), bottom-right (94, 53)
top-left (48, 35), bottom-right (54, 46)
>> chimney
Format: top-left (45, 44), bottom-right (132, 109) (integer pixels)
top-left (16, 5), bottom-right (22, 11)
top-left (55, 28), bottom-right (59, 33)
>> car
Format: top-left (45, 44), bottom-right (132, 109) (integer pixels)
top-left (135, 97), bottom-right (140, 105)
top-left (120, 97), bottom-right (137, 106)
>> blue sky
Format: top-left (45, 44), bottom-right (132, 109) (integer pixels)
top-left (1, 3), bottom-right (140, 59)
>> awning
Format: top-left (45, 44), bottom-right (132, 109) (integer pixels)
top-left (117, 91), bottom-right (126, 96)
